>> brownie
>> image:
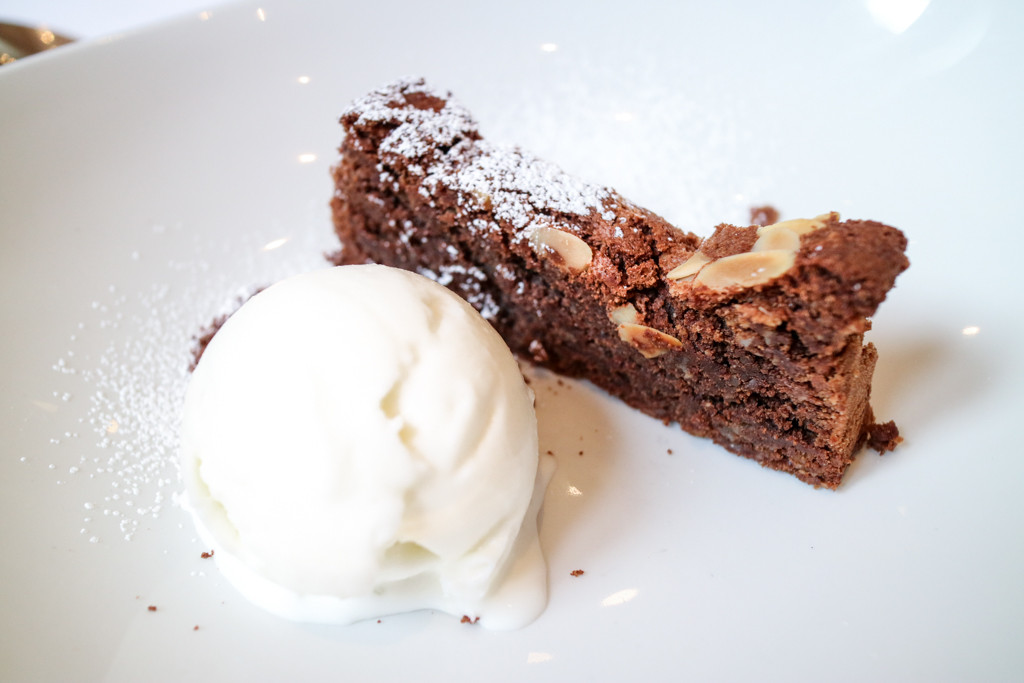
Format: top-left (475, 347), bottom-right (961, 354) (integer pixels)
top-left (329, 78), bottom-right (909, 488)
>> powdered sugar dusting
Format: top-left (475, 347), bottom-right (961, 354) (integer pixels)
top-left (470, 51), bottom-right (760, 231)
top-left (349, 76), bottom-right (479, 161)
top-left (67, 283), bottom-right (189, 541)
top-left (44, 223), bottom-right (331, 544)
top-left (344, 78), bottom-right (612, 243)
top-left (435, 143), bottom-right (612, 240)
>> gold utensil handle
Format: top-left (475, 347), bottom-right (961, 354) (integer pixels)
top-left (0, 22), bottom-right (74, 64)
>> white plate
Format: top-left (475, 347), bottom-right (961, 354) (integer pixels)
top-left (2, 1), bottom-right (1022, 680)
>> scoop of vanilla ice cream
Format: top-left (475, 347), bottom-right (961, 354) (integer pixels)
top-left (181, 265), bottom-right (548, 628)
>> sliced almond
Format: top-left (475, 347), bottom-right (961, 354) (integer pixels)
top-left (529, 227), bottom-right (593, 272)
top-left (618, 323), bottom-right (683, 359)
top-left (693, 249), bottom-right (795, 289)
top-left (609, 303), bottom-right (640, 325)
top-left (760, 212), bottom-right (838, 237)
top-left (666, 251), bottom-right (711, 281)
top-left (752, 223), bottom-right (801, 252)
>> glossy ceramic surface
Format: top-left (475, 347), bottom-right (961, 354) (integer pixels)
top-left (2, 1), bottom-right (1022, 680)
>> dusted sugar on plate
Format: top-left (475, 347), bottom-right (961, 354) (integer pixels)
top-left (330, 77), bottom-right (909, 488)
top-left (181, 265), bottom-right (552, 629)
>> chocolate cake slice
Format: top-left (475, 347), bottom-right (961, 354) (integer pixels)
top-left (330, 78), bottom-right (909, 488)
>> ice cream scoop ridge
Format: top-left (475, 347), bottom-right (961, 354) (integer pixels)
top-left (181, 265), bottom-right (550, 628)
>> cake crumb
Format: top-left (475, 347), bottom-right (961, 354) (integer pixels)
top-left (667, 448), bottom-right (673, 455)
top-left (189, 313), bottom-right (228, 371)
top-left (200, 549), bottom-right (214, 559)
top-left (570, 569), bottom-right (585, 577)
top-left (866, 420), bottom-right (902, 453)
top-left (460, 615), bottom-right (480, 624)
top-left (749, 205), bottom-right (780, 226)
top-left (193, 625), bottom-right (199, 631)
top-left (147, 605), bottom-right (157, 612)
top-left (527, 339), bottom-right (548, 363)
